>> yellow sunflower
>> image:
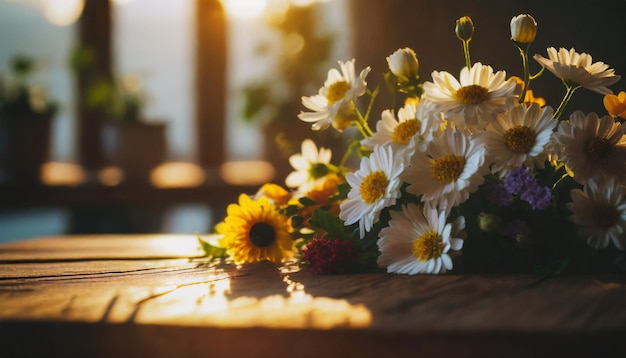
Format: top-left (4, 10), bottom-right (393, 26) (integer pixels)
top-left (216, 194), bottom-right (295, 264)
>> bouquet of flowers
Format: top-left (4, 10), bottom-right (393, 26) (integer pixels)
top-left (202, 14), bottom-right (626, 275)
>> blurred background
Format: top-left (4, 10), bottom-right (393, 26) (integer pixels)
top-left (0, 0), bottom-right (624, 243)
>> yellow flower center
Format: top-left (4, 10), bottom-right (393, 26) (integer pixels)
top-left (248, 222), bottom-right (276, 247)
top-left (332, 102), bottom-right (357, 131)
top-left (455, 84), bottom-right (489, 104)
top-left (392, 119), bottom-right (421, 144)
top-left (359, 170), bottom-right (389, 204)
top-left (593, 203), bottom-right (619, 228)
top-left (504, 125), bottom-right (536, 153)
top-left (431, 155), bottom-right (465, 183)
top-left (413, 231), bottom-right (445, 261)
top-left (585, 137), bottom-right (613, 161)
top-left (326, 81), bottom-right (351, 104)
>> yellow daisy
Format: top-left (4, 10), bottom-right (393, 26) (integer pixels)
top-left (216, 194), bottom-right (295, 264)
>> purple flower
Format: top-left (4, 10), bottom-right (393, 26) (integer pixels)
top-left (503, 166), bottom-right (534, 195)
top-left (484, 183), bottom-right (513, 207)
top-left (521, 184), bottom-right (552, 210)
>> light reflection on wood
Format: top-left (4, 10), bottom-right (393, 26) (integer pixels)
top-left (134, 266), bottom-right (372, 329)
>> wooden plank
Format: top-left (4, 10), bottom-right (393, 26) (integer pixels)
top-left (0, 259), bottom-right (197, 279)
top-left (0, 234), bottom-right (206, 262)
top-left (1, 235), bottom-right (626, 357)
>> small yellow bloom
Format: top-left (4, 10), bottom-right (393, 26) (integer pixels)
top-left (404, 96), bottom-right (419, 107)
top-left (455, 16), bottom-right (474, 42)
top-left (510, 14), bottom-right (537, 44)
top-left (255, 183), bottom-right (291, 205)
top-left (296, 174), bottom-right (346, 225)
top-left (510, 76), bottom-right (546, 107)
top-left (603, 91), bottom-right (626, 119)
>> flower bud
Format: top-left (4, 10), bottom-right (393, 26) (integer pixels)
top-left (510, 14), bottom-right (537, 44)
top-left (455, 16), bottom-right (474, 42)
top-left (478, 212), bottom-right (504, 233)
top-left (386, 47), bottom-right (419, 81)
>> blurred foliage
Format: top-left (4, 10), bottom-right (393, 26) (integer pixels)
top-left (69, 45), bottom-right (145, 123)
top-left (241, 4), bottom-right (335, 127)
top-left (0, 55), bottom-right (58, 121)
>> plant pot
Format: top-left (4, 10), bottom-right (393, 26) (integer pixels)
top-left (0, 115), bottom-right (52, 184)
top-left (100, 121), bottom-right (166, 184)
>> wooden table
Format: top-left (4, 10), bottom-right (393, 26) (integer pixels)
top-left (1, 235), bottom-right (625, 357)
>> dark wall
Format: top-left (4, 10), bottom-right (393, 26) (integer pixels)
top-left (350, 0), bottom-right (626, 117)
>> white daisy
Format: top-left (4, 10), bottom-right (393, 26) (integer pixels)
top-left (421, 62), bottom-right (518, 129)
top-left (477, 103), bottom-right (558, 177)
top-left (377, 203), bottom-right (465, 274)
top-left (403, 128), bottom-right (487, 212)
top-left (285, 139), bottom-right (333, 193)
top-left (567, 176), bottom-right (626, 250)
top-left (533, 47), bottom-right (621, 95)
top-left (340, 144), bottom-right (404, 239)
top-left (553, 111), bottom-right (626, 185)
top-left (360, 100), bottom-right (439, 160)
top-left (298, 59), bottom-right (371, 131)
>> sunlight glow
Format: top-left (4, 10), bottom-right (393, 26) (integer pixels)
top-left (220, 0), bottom-right (268, 19)
top-left (289, 0), bottom-right (317, 7)
top-left (40, 162), bottom-right (85, 186)
top-left (42, 0), bottom-right (84, 26)
top-left (98, 166), bottom-right (124, 186)
top-left (150, 162), bottom-right (206, 188)
top-left (220, 161), bottom-right (275, 185)
top-left (148, 234), bottom-right (207, 257)
top-left (134, 262), bottom-right (372, 329)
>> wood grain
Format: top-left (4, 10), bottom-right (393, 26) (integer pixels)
top-left (1, 235), bottom-right (625, 358)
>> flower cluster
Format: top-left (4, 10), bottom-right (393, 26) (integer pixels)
top-left (204, 14), bottom-right (626, 275)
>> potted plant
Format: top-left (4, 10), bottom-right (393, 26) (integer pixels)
top-left (90, 74), bottom-right (166, 184)
top-left (0, 55), bottom-right (58, 184)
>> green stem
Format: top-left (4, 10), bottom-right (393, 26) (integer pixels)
top-left (529, 66), bottom-right (544, 80)
top-left (552, 171), bottom-right (571, 191)
top-left (354, 89), bottom-right (377, 138)
top-left (362, 88), bottom-right (378, 132)
top-left (462, 40), bottom-right (472, 69)
top-left (518, 47), bottom-right (530, 104)
top-left (339, 140), bottom-right (361, 168)
top-left (353, 118), bottom-right (372, 138)
top-left (553, 84), bottom-right (579, 120)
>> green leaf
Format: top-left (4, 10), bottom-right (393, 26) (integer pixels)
top-left (282, 204), bottom-right (300, 217)
top-left (290, 215), bottom-right (304, 228)
top-left (309, 209), bottom-right (349, 239)
top-left (328, 183), bottom-right (351, 202)
top-left (197, 235), bottom-right (228, 259)
top-left (298, 196), bottom-right (317, 207)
